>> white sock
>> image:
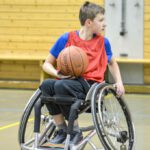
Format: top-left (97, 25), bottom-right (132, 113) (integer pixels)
top-left (57, 122), bottom-right (67, 132)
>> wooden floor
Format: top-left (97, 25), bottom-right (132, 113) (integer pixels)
top-left (0, 89), bottom-right (150, 150)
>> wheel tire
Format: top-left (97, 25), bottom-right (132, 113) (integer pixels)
top-left (18, 89), bottom-right (42, 145)
top-left (91, 84), bottom-right (135, 150)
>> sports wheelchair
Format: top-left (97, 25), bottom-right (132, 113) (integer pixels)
top-left (18, 82), bottom-right (135, 150)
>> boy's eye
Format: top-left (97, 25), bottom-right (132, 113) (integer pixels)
top-left (99, 19), bottom-right (104, 22)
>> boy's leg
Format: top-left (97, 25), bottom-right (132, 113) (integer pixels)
top-left (54, 79), bottom-right (86, 144)
top-left (54, 78), bottom-right (86, 118)
top-left (40, 79), bottom-right (67, 144)
top-left (40, 79), bottom-right (62, 117)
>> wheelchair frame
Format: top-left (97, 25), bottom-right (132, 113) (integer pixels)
top-left (18, 83), bottom-right (135, 150)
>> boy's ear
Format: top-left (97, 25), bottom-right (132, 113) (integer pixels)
top-left (85, 19), bottom-right (93, 26)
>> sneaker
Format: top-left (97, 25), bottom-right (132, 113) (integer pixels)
top-left (50, 129), bottom-right (67, 144)
top-left (63, 131), bottom-right (83, 145)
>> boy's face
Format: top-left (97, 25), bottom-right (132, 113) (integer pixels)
top-left (90, 13), bottom-right (106, 34)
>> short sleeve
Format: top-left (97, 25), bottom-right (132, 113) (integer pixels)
top-left (104, 37), bottom-right (113, 63)
top-left (50, 32), bottom-right (69, 58)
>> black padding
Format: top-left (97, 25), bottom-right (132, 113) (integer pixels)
top-left (41, 95), bottom-right (81, 105)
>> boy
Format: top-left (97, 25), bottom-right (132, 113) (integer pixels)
top-left (40, 1), bottom-right (125, 145)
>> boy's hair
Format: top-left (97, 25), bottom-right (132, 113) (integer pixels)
top-left (79, 1), bottom-right (105, 26)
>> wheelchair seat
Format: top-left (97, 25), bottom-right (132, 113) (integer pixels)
top-left (18, 82), bottom-right (135, 150)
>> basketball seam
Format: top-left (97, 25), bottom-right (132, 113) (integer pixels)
top-left (69, 47), bottom-right (76, 76)
top-left (59, 52), bottom-right (63, 74)
top-left (76, 48), bottom-right (85, 76)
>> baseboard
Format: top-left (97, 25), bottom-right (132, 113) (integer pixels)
top-left (0, 80), bottom-right (149, 94)
top-left (0, 80), bottom-right (39, 89)
top-left (124, 84), bottom-right (150, 94)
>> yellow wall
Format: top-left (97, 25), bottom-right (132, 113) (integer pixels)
top-left (0, 0), bottom-right (149, 85)
top-left (0, 0), bottom-right (103, 82)
top-left (144, 0), bottom-right (150, 84)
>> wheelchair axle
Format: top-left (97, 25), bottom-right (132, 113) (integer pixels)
top-left (117, 131), bottom-right (128, 143)
top-left (120, 144), bottom-right (127, 150)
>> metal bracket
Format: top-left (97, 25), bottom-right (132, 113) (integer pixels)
top-left (134, 2), bottom-right (140, 7)
top-left (109, 3), bottom-right (115, 7)
top-left (120, 0), bottom-right (127, 36)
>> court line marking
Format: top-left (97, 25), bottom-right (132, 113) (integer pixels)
top-left (0, 118), bottom-right (34, 131)
top-left (0, 122), bottom-right (20, 131)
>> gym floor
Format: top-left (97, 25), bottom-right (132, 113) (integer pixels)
top-left (0, 89), bottom-right (150, 150)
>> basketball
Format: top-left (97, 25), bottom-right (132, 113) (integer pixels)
top-left (57, 46), bottom-right (89, 77)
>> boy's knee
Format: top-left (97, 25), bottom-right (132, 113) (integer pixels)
top-left (39, 79), bottom-right (55, 96)
top-left (54, 80), bottom-right (68, 92)
top-left (39, 79), bottom-right (50, 90)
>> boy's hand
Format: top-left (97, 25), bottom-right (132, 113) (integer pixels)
top-left (57, 71), bottom-right (75, 79)
top-left (113, 82), bottom-right (125, 97)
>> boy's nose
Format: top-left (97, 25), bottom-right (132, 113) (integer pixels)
top-left (103, 23), bottom-right (106, 28)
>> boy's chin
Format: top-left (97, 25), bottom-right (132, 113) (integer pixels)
top-left (94, 30), bottom-right (105, 35)
top-left (99, 29), bottom-right (105, 35)
top-left (94, 32), bottom-right (101, 35)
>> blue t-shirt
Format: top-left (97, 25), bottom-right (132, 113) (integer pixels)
top-left (50, 32), bottom-right (113, 63)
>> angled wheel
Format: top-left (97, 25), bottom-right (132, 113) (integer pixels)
top-left (91, 84), bottom-right (135, 150)
top-left (18, 89), bottom-right (56, 149)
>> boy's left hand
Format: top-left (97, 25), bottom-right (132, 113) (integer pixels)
top-left (114, 82), bottom-right (125, 97)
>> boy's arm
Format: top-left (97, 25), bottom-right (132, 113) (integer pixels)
top-left (42, 54), bottom-right (71, 79)
top-left (42, 32), bottom-right (71, 79)
top-left (42, 54), bottom-right (58, 78)
top-left (108, 56), bottom-right (125, 96)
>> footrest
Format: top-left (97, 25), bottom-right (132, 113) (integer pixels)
top-left (39, 147), bottom-right (64, 150)
top-left (40, 143), bottom-right (64, 149)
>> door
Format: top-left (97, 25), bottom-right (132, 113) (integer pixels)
top-left (105, 0), bottom-right (144, 84)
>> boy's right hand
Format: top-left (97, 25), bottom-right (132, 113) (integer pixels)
top-left (57, 71), bottom-right (74, 79)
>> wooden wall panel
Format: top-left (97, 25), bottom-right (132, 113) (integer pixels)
top-left (0, 0), bottom-right (103, 5)
top-left (0, 0), bottom-right (104, 82)
top-left (144, 1), bottom-right (150, 84)
top-left (0, 61), bottom-right (40, 80)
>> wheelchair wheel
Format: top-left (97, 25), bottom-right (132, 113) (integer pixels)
top-left (18, 89), bottom-right (56, 149)
top-left (91, 84), bottom-right (135, 150)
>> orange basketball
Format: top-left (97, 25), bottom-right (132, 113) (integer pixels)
top-left (57, 46), bottom-right (89, 77)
